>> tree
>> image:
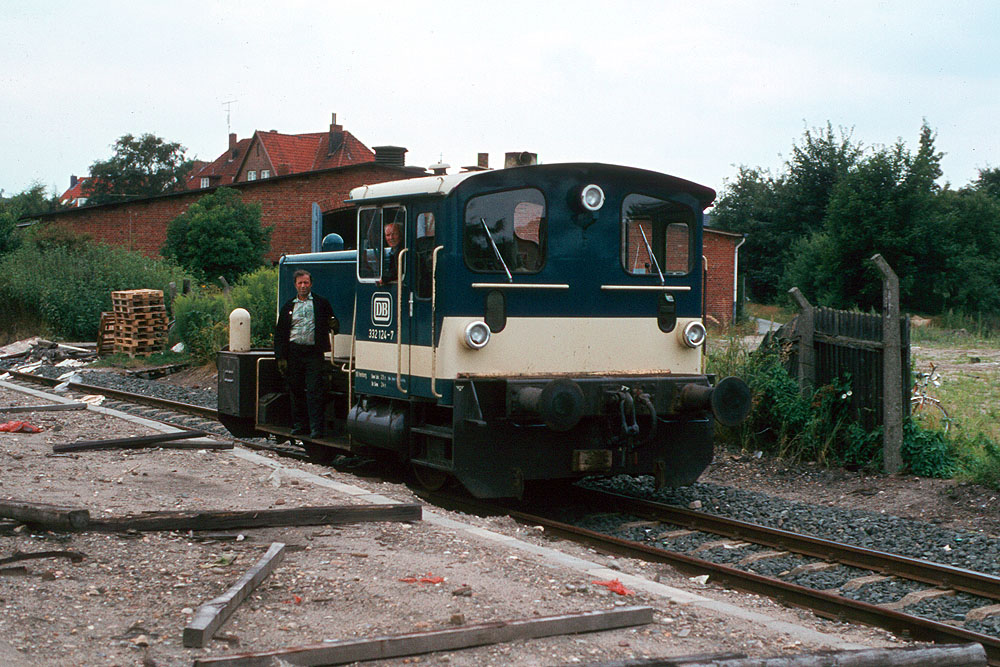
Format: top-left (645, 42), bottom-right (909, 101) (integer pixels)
top-left (712, 124), bottom-right (862, 303)
top-left (804, 122), bottom-right (944, 312)
top-left (84, 133), bottom-right (192, 205)
top-left (162, 188), bottom-right (271, 284)
top-left (0, 182), bottom-right (62, 256)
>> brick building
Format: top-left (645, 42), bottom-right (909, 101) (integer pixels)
top-left (37, 161), bottom-right (418, 261)
top-left (43, 115), bottom-right (422, 261)
top-left (702, 227), bottom-right (746, 326)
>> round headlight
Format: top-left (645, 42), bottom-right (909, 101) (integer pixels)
top-left (463, 321), bottom-right (491, 349)
top-left (581, 184), bottom-right (605, 211)
top-left (681, 321), bottom-right (707, 348)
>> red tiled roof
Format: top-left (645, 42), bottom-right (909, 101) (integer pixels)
top-left (186, 138), bottom-right (252, 189)
top-left (186, 120), bottom-right (376, 190)
top-left (59, 178), bottom-right (91, 204)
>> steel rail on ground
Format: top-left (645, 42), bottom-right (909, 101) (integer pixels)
top-left (571, 486), bottom-right (1000, 601)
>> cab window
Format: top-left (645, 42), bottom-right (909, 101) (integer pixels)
top-left (415, 211), bottom-right (435, 299)
top-left (357, 205), bottom-right (405, 282)
top-left (621, 194), bottom-right (693, 276)
top-left (464, 188), bottom-right (545, 274)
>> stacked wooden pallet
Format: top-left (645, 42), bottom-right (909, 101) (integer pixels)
top-left (111, 289), bottom-right (168, 357)
top-left (97, 312), bottom-right (116, 356)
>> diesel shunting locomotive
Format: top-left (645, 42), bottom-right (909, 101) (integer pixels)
top-left (217, 161), bottom-right (750, 498)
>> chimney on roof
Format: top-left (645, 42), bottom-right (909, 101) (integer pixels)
top-left (70, 174), bottom-right (78, 189)
top-left (229, 133), bottom-right (239, 161)
top-left (463, 153), bottom-right (490, 172)
top-left (505, 152), bottom-right (537, 168)
top-left (373, 146), bottom-right (407, 167)
top-left (328, 112), bottom-right (344, 155)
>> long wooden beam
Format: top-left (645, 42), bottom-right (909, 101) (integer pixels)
top-left (53, 430), bottom-right (213, 452)
top-left (87, 504), bottom-right (422, 532)
top-left (193, 606), bottom-right (653, 666)
top-left (183, 542), bottom-right (286, 648)
top-left (0, 402), bottom-right (88, 413)
top-left (0, 500), bottom-right (90, 530)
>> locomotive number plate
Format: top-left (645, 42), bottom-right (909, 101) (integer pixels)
top-left (572, 450), bottom-right (612, 472)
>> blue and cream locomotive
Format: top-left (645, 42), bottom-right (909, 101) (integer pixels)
top-left (217, 162), bottom-right (750, 498)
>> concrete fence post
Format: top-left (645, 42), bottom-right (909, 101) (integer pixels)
top-left (872, 253), bottom-right (903, 474)
top-left (787, 287), bottom-right (815, 395)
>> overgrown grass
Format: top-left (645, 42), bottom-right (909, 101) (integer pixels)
top-left (0, 228), bottom-right (193, 341)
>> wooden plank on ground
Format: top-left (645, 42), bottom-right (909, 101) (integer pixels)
top-left (88, 503), bottom-right (422, 532)
top-left (192, 605), bottom-right (654, 666)
top-left (183, 542), bottom-right (286, 648)
top-left (661, 642), bottom-right (987, 666)
top-left (0, 403), bottom-right (88, 413)
top-left (0, 550), bottom-right (86, 566)
top-left (52, 430), bottom-right (214, 452)
top-left (0, 500), bottom-right (90, 530)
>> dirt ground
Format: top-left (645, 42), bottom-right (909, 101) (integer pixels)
top-left (0, 382), bottom-right (914, 667)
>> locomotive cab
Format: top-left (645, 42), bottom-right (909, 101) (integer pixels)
top-left (218, 162), bottom-right (750, 498)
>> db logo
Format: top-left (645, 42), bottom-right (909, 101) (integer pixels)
top-left (372, 293), bottom-right (392, 326)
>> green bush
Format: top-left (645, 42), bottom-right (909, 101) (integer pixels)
top-left (171, 289), bottom-right (230, 362)
top-left (229, 266), bottom-right (278, 348)
top-left (171, 266), bottom-right (278, 362)
top-left (901, 419), bottom-right (955, 478)
top-left (0, 228), bottom-right (193, 340)
top-left (162, 187), bottom-right (271, 284)
top-left (954, 432), bottom-right (1000, 489)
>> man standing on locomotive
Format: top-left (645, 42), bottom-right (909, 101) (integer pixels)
top-left (274, 269), bottom-right (336, 439)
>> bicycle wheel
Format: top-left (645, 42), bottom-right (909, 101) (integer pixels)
top-left (910, 397), bottom-right (950, 434)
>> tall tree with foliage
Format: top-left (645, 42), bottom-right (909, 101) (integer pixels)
top-left (712, 124), bottom-right (862, 302)
top-left (809, 123), bottom-right (943, 311)
top-left (83, 133), bottom-right (192, 205)
top-left (161, 187), bottom-right (271, 284)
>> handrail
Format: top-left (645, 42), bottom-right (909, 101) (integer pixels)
top-left (430, 245), bottom-right (443, 398)
top-left (395, 248), bottom-right (409, 393)
top-left (600, 285), bottom-right (691, 292)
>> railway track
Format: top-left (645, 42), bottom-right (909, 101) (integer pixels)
top-left (6, 366), bottom-right (1000, 663)
top-left (426, 486), bottom-right (1000, 666)
top-left (0, 368), bottom-right (312, 461)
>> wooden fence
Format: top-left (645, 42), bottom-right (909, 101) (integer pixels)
top-left (775, 303), bottom-right (910, 431)
top-left (772, 255), bottom-right (909, 472)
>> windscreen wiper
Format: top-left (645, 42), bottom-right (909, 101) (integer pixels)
top-left (638, 225), bottom-right (664, 284)
top-left (480, 218), bottom-right (512, 282)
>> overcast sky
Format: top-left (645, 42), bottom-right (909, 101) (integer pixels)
top-left (3, 1), bottom-right (998, 200)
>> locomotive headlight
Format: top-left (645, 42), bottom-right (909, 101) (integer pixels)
top-left (463, 321), bottom-right (491, 349)
top-left (680, 321), bottom-right (707, 348)
top-left (580, 184), bottom-right (605, 211)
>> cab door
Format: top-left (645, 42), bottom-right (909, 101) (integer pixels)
top-left (408, 209), bottom-right (440, 398)
top-left (355, 204), bottom-right (410, 398)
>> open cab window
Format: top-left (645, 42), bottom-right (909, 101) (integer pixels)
top-left (621, 194), bottom-right (693, 276)
top-left (464, 188), bottom-right (546, 274)
top-left (357, 205), bottom-right (405, 282)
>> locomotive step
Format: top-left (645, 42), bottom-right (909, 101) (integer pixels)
top-left (410, 424), bottom-right (455, 440)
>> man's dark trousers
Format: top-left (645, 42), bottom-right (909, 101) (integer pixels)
top-left (287, 343), bottom-right (325, 436)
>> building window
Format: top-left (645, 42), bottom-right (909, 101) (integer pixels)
top-left (261, 170), bottom-right (270, 179)
top-left (247, 171), bottom-right (257, 181)
top-left (200, 177), bottom-right (210, 189)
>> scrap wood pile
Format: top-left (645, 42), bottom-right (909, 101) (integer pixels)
top-left (0, 338), bottom-right (96, 367)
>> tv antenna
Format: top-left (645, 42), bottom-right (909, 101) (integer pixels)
top-left (222, 100), bottom-right (238, 133)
